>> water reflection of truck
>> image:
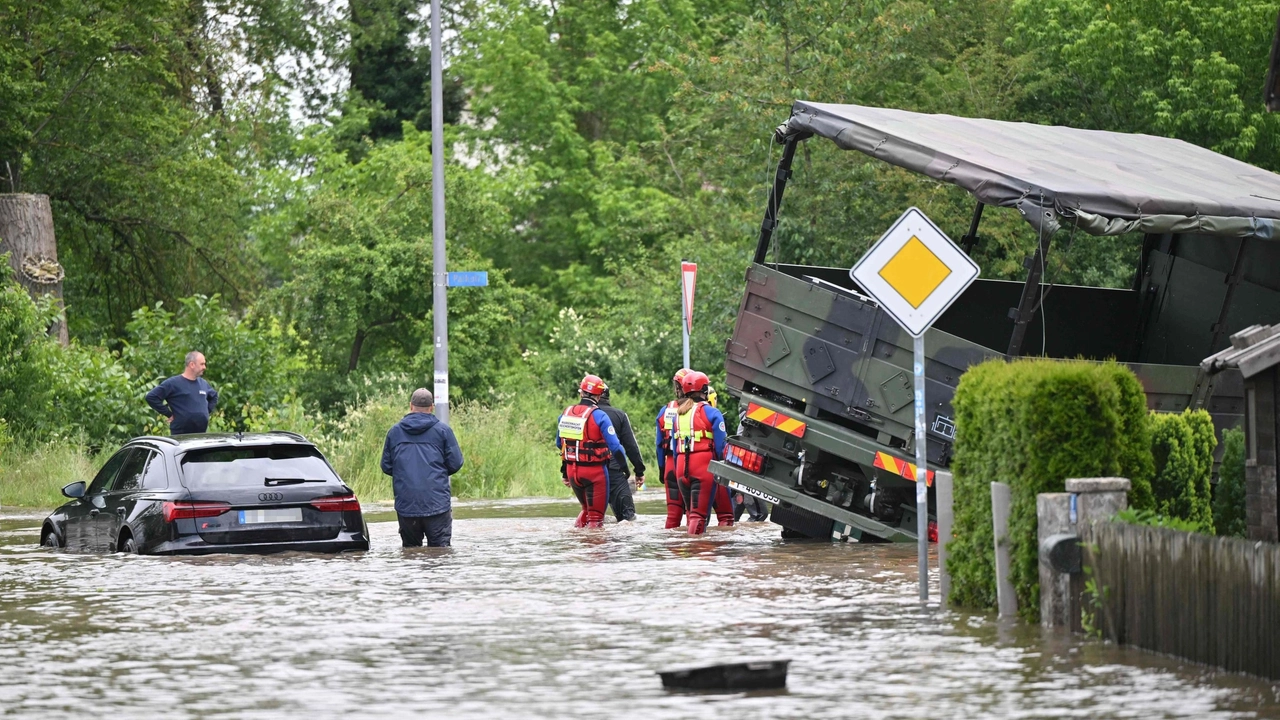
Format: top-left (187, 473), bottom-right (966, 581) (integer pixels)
top-left (712, 102), bottom-right (1280, 542)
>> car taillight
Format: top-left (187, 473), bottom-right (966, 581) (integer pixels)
top-left (311, 495), bottom-right (361, 513)
top-left (726, 444), bottom-right (766, 473)
top-left (928, 520), bottom-right (938, 544)
top-left (163, 501), bottom-right (230, 523)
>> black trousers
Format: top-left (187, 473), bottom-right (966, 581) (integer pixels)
top-left (398, 510), bottom-right (452, 547)
top-left (608, 475), bottom-right (636, 522)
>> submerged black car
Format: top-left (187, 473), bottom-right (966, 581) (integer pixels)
top-left (41, 432), bottom-right (370, 555)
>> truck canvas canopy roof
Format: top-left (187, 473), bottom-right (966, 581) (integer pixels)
top-left (785, 101), bottom-right (1280, 239)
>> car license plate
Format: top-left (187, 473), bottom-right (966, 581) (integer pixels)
top-left (239, 508), bottom-right (303, 524)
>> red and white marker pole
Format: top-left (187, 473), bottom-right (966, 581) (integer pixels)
top-left (681, 261), bottom-right (697, 369)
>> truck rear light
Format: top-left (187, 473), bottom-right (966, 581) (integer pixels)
top-left (310, 495), bottom-right (361, 513)
top-left (928, 520), bottom-right (938, 543)
top-left (163, 501), bottom-right (230, 523)
top-left (726, 444), bottom-right (766, 473)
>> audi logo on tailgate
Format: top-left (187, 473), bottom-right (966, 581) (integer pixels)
top-left (258, 492), bottom-right (284, 502)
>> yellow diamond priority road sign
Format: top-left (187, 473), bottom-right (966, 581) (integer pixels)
top-left (851, 207), bottom-right (979, 337)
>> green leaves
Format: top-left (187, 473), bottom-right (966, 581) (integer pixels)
top-left (1148, 408), bottom-right (1216, 533)
top-left (948, 359), bottom-right (1156, 619)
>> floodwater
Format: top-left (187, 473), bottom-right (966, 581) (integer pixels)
top-left (2, 496), bottom-right (1279, 719)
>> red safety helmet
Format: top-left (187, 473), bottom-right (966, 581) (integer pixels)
top-left (672, 368), bottom-right (692, 385)
top-left (579, 374), bottom-right (606, 396)
top-left (680, 370), bottom-right (711, 396)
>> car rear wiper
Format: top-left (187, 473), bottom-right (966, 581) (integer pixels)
top-left (264, 478), bottom-right (329, 486)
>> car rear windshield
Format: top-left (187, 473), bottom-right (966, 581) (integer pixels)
top-left (180, 445), bottom-right (340, 489)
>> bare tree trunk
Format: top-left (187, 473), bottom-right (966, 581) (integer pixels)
top-left (0, 194), bottom-right (69, 345)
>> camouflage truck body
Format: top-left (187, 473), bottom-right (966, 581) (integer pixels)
top-left (714, 259), bottom-right (1251, 542)
top-left (710, 105), bottom-right (1280, 542)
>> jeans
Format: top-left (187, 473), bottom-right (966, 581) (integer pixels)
top-left (398, 510), bottom-right (452, 547)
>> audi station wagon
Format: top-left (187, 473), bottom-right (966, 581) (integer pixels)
top-left (41, 432), bottom-right (370, 555)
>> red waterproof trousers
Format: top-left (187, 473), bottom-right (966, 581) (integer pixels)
top-left (676, 450), bottom-right (734, 535)
top-left (663, 469), bottom-right (685, 529)
top-left (567, 462), bottom-right (609, 528)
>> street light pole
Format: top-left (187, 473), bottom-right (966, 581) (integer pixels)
top-left (430, 0), bottom-right (449, 423)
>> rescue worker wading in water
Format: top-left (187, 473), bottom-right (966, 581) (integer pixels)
top-left (672, 371), bottom-right (733, 535)
top-left (556, 374), bottom-right (626, 528)
top-left (655, 368), bottom-right (691, 529)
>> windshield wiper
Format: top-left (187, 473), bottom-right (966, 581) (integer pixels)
top-left (264, 478), bottom-right (329, 486)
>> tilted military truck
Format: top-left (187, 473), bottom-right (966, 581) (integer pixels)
top-left (712, 102), bottom-right (1280, 542)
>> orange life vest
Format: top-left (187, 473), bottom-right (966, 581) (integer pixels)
top-left (558, 404), bottom-right (611, 464)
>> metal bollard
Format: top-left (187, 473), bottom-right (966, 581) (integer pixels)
top-left (936, 471), bottom-right (954, 604)
top-left (991, 481), bottom-right (1017, 618)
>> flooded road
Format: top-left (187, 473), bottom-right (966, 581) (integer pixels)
top-left (2, 498), bottom-right (1278, 719)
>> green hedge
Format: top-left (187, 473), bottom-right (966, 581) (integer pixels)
top-left (1149, 409), bottom-right (1216, 533)
top-left (1213, 427), bottom-right (1247, 538)
top-left (948, 359), bottom-right (1154, 621)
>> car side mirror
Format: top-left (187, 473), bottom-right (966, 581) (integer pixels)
top-left (61, 481), bottom-right (86, 499)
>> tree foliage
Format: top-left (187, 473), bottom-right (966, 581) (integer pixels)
top-left (4, 0), bottom-right (1279, 485)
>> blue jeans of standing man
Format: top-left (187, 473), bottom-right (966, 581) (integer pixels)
top-left (397, 510), bottom-right (452, 547)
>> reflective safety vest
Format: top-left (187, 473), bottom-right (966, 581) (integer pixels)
top-left (660, 400), bottom-right (680, 443)
top-left (673, 402), bottom-right (714, 454)
top-left (559, 404), bottom-right (611, 464)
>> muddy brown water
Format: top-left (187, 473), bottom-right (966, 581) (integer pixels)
top-left (2, 496), bottom-right (1278, 719)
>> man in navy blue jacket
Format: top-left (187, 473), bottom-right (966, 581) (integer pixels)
top-left (145, 351), bottom-right (219, 434)
top-left (381, 388), bottom-right (464, 547)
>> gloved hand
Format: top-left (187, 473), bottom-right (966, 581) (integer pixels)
top-left (635, 475), bottom-right (645, 491)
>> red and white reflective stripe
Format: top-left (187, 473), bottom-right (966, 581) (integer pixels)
top-left (744, 403), bottom-right (806, 438)
top-left (872, 451), bottom-right (934, 486)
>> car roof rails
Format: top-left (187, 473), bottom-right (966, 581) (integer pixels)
top-left (267, 430), bottom-right (308, 442)
top-left (135, 435), bottom-right (179, 445)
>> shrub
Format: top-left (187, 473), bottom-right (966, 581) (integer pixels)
top-left (0, 260), bottom-right (59, 434)
top-left (122, 295), bottom-right (305, 431)
top-left (1115, 507), bottom-right (1204, 533)
top-left (1149, 409), bottom-right (1216, 533)
top-left (1212, 427), bottom-right (1246, 538)
top-left (948, 359), bottom-right (1155, 621)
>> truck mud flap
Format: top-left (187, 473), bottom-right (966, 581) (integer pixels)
top-left (769, 503), bottom-right (833, 540)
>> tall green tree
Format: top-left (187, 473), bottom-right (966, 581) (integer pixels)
top-left (273, 127), bottom-right (546, 409)
top-left (1012, 0), bottom-right (1280, 167)
top-left (457, 0), bottom-right (745, 294)
top-left (0, 0), bottom-right (337, 339)
top-left (346, 0), bottom-right (464, 146)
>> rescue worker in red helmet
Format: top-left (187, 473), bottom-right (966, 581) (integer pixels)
top-left (672, 370), bottom-right (732, 535)
top-left (557, 374), bottom-right (626, 528)
top-left (655, 368), bottom-right (691, 529)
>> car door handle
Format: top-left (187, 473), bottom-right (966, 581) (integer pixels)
top-left (89, 509), bottom-right (100, 517)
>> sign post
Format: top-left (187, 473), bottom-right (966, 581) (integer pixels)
top-left (429, 0), bottom-right (449, 423)
top-left (681, 261), bottom-right (697, 369)
top-left (851, 207), bottom-right (979, 602)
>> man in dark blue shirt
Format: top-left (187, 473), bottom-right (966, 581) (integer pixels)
top-left (145, 351), bottom-right (219, 435)
top-left (381, 388), bottom-right (464, 547)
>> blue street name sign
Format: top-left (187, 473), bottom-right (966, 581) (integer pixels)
top-left (447, 271), bottom-right (489, 287)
